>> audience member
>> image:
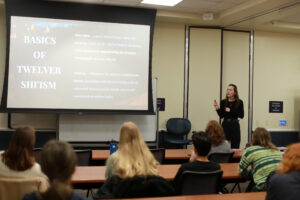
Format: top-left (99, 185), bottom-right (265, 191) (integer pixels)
top-left (238, 127), bottom-right (282, 191)
top-left (96, 122), bottom-right (175, 198)
top-left (172, 131), bottom-right (220, 194)
top-left (23, 140), bottom-right (88, 200)
top-left (205, 120), bottom-right (231, 156)
top-left (266, 142), bottom-right (300, 200)
top-left (0, 126), bottom-right (46, 179)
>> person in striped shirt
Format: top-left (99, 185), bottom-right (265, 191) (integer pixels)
top-left (238, 127), bottom-right (282, 191)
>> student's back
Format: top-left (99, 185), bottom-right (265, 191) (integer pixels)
top-left (238, 128), bottom-right (282, 191)
top-left (97, 122), bottom-right (175, 198)
top-left (172, 131), bottom-right (221, 194)
top-left (23, 140), bottom-right (88, 200)
top-left (266, 171), bottom-right (300, 200)
top-left (205, 120), bottom-right (231, 156)
top-left (0, 126), bottom-right (46, 180)
top-left (266, 143), bottom-right (300, 200)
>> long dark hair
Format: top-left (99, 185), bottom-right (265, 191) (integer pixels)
top-left (2, 126), bottom-right (35, 171)
top-left (225, 83), bottom-right (240, 108)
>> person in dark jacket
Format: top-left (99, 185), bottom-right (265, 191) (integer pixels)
top-left (214, 84), bottom-right (244, 149)
top-left (95, 122), bottom-right (175, 198)
top-left (172, 131), bottom-right (220, 194)
top-left (96, 175), bottom-right (175, 199)
top-left (266, 143), bottom-right (300, 200)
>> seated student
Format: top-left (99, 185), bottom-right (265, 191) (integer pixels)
top-left (238, 127), bottom-right (282, 192)
top-left (23, 140), bottom-right (88, 200)
top-left (0, 126), bottom-right (46, 179)
top-left (96, 122), bottom-right (175, 199)
top-left (205, 120), bottom-right (231, 156)
top-left (172, 131), bottom-right (221, 193)
top-left (266, 143), bottom-right (300, 200)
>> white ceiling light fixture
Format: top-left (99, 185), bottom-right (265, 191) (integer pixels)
top-left (271, 21), bottom-right (300, 30)
top-left (141, 0), bottom-right (183, 7)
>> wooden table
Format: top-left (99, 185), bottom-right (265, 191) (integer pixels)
top-left (72, 163), bottom-right (242, 184)
top-left (92, 149), bottom-right (242, 161)
top-left (118, 192), bottom-right (266, 200)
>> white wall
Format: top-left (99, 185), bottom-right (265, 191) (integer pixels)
top-left (0, 7), bottom-right (299, 140)
top-left (253, 31), bottom-right (300, 131)
top-left (152, 21), bottom-right (185, 129)
top-left (188, 28), bottom-right (221, 134)
top-left (223, 31), bottom-right (250, 148)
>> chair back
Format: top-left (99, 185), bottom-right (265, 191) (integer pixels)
top-left (75, 149), bottom-right (91, 166)
top-left (166, 118), bottom-right (191, 136)
top-left (0, 176), bottom-right (49, 200)
top-left (150, 148), bottom-right (165, 164)
top-left (208, 152), bottom-right (234, 163)
top-left (94, 175), bottom-right (176, 199)
top-left (180, 170), bottom-right (223, 195)
top-left (33, 148), bottom-right (42, 164)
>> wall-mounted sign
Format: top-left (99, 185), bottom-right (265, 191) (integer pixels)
top-left (157, 98), bottom-right (165, 111)
top-left (269, 101), bottom-right (283, 113)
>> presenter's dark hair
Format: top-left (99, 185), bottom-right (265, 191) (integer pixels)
top-left (192, 131), bottom-right (211, 156)
top-left (39, 140), bottom-right (77, 200)
top-left (226, 83), bottom-right (240, 108)
top-left (2, 126), bottom-right (35, 171)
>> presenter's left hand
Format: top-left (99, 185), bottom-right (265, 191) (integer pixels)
top-left (225, 107), bottom-right (230, 112)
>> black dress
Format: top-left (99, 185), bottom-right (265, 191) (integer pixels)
top-left (216, 99), bottom-right (244, 149)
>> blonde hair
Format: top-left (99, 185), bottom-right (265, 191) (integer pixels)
top-left (114, 122), bottom-right (158, 178)
top-left (251, 127), bottom-right (277, 150)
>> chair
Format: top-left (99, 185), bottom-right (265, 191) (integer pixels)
top-left (0, 176), bottom-right (49, 200)
top-left (208, 152), bottom-right (240, 193)
top-left (92, 175), bottom-right (176, 199)
top-left (150, 148), bottom-right (165, 164)
top-left (208, 152), bottom-right (234, 163)
top-left (164, 118), bottom-right (191, 149)
top-left (33, 148), bottom-right (42, 164)
top-left (75, 149), bottom-right (92, 166)
top-left (180, 170), bottom-right (223, 195)
top-left (75, 149), bottom-right (92, 197)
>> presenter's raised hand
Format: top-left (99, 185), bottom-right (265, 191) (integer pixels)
top-left (213, 100), bottom-right (219, 110)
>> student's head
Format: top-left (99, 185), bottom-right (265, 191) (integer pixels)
top-left (119, 121), bottom-right (144, 149)
top-left (39, 140), bottom-right (77, 200)
top-left (115, 122), bottom-right (158, 178)
top-left (192, 131), bottom-right (211, 156)
top-left (277, 143), bottom-right (300, 174)
top-left (251, 127), bottom-right (277, 150)
top-left (205, 120), bottom-right (226, 146)
top-left (2, 126), bottom-right (35, 171)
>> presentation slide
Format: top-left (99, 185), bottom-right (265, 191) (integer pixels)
top-left (7, 16), bottom-right (150, 110)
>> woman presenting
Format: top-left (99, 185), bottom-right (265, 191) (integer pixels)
top-left (214, 84), bottom-right (244, 149)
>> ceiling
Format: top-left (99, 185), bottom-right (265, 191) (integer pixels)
top-left (2, 0), bottom-right (300, 33)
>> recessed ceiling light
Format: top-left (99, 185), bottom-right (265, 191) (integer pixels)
top-left (141, 0), bottom-right (183, 7)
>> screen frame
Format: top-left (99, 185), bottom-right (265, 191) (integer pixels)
top-left (1, 0), bottom-right (156, 115)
